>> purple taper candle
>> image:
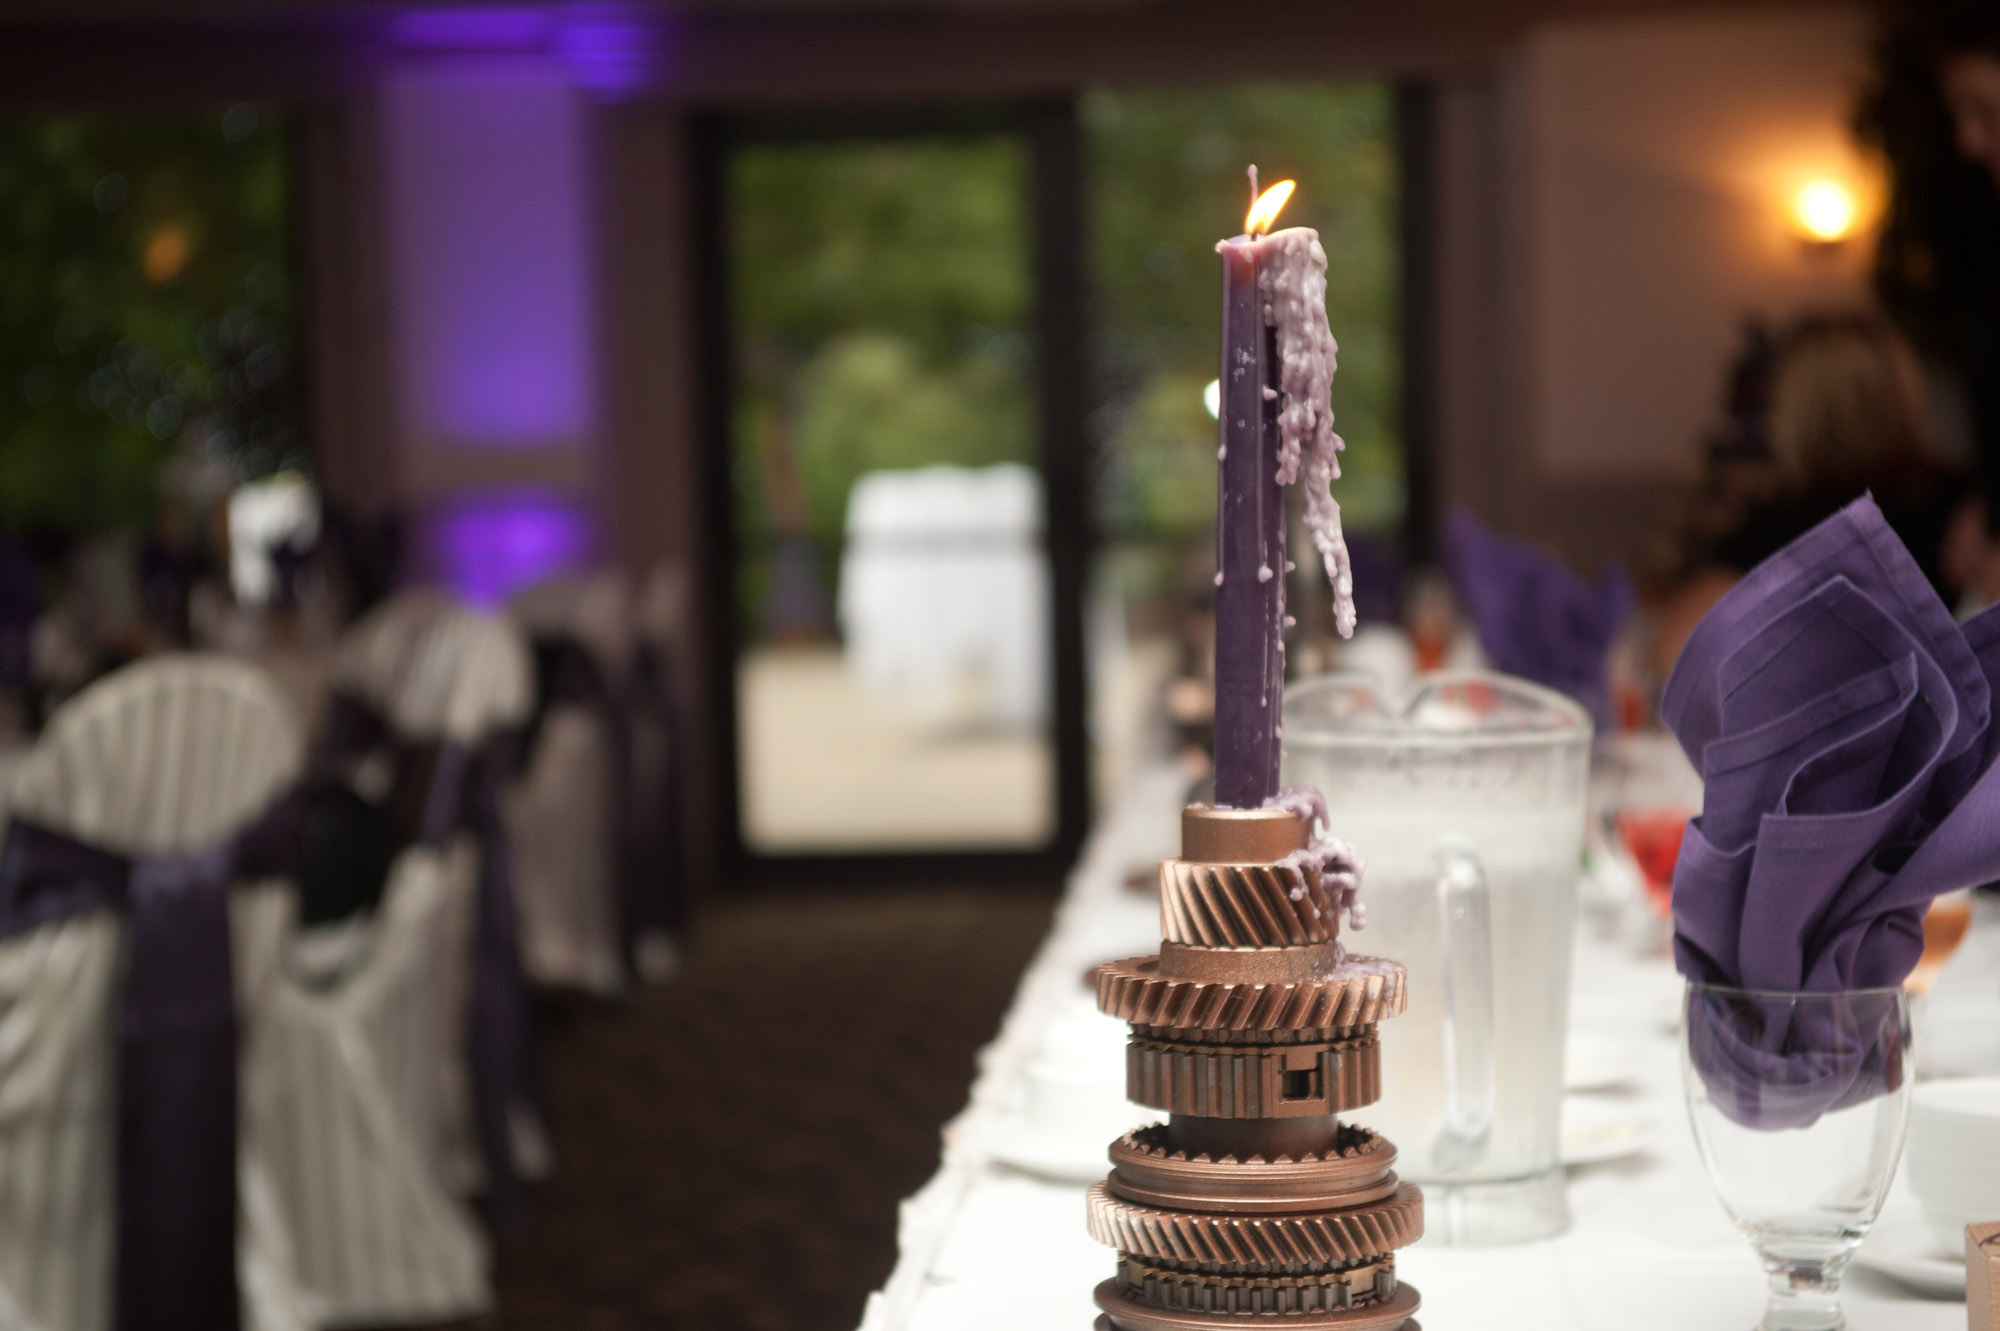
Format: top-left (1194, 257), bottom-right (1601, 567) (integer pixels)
top-left (1213, 216), bottom-right (1286, 808)
top-left (1211, 174), bottom-right (1356, 810)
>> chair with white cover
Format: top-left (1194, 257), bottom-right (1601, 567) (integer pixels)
top-left (0, 654), bottom-right (312, 1331)
top-left (503, 572), bottom-right (631, 994)
top-left (256, 592), bottom-right (534, 1327)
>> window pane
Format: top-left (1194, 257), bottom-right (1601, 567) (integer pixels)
top-left (727, 135), bottom-right (1054, 852)
top-left (0, 107), bottom-right (300, 538)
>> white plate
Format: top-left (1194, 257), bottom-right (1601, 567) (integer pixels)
top-left (1565, 1033), bottom-right (1643, 1092)
top-left (1853, 1212), bottom-right (1966, 1299)
top-left (1561, 1098), bottom-right (1657, 1167)
top-left (983, 1117), bottom-right (1125, 1184)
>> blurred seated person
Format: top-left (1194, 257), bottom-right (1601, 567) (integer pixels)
top-left (1863, 0), bottom-right (2000, 552)
top-left (1643, 310), bottom-right (1985, 682)
top-left (1766, 310), bottom-right (1974, 597)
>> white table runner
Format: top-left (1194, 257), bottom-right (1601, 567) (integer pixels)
top-left (861, 763), bottom-right (1968, 1331)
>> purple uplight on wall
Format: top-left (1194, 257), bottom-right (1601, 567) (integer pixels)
top-left (424, 489), bottom-right (594, 607)
top-left (385, 7), bottom-right (668, 91)
top-left (555, 8), bottom-right (668, 94)
top-left (387, 8), bottom-right (554, 51)
top-left (381, 55), bottom-right (596, 450)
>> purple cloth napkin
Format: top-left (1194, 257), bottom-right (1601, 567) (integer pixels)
top-left (1441, 509), bottom-right (1633, 725)
top-left (1683, 985), bottom-right (1908, 1132)
top-left (1661, 496), bottom-right (2000, 1126)
top-left (1344, 532), bottom-right (1405, 628)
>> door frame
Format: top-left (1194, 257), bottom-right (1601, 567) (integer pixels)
top-left (688, 98), bottom-right (1092, 887)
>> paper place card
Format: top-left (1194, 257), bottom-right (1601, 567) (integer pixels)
top-left (1970, 1221), bottom-right (2000, 1331)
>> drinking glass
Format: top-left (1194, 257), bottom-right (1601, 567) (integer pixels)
top-left (1681, 983), bottom-right (1912, 1331)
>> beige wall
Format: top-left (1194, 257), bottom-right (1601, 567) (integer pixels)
top-left (1428, 2), bottom-right (1877, 567)
top-left (1523, 3), bottom-right (1875, 479)
top-left (593, 104), bottom-right (716, 897)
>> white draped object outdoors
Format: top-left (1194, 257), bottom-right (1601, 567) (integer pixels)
top-left (838, 465), bottom-right (1050, 733)
top-left (0, 656), bottom-right (313, 1331)
top-left (860, 764), bottom-right (1972, 1331)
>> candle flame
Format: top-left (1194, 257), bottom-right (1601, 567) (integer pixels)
top-left (1245, 180), bottom-right (1296, 236)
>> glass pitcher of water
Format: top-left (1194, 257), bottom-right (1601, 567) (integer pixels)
top-left (1282, 670), bottom-right (1591, 1244)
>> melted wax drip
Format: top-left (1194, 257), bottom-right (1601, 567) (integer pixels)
top-left (1264, 784), bottom-right (1367, 932)
top-left (1249, 229), bottom-right (1355, 638)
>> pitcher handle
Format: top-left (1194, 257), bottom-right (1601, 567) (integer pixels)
top-left (1433, 836), bottom-right (1496, 1171)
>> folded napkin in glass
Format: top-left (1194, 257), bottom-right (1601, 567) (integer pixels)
top-left (1662, 496), bottom-right (2000, 1126)
top-left (1443, 506), bottom-right (1634, 725)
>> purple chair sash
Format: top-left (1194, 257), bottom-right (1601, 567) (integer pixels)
top-left (316, 691), bottom-right (532, 1229)
top-left (0, 793), bottom-right (301, 1331)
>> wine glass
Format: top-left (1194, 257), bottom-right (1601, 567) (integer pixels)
top-left (1616, 808), bottom-right (1687, 919)
top-left (1681, 983), bottom-right (1912, 1331)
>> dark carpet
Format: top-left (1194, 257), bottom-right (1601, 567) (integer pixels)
top-left (470, 884), bottom-right (1055, 1331)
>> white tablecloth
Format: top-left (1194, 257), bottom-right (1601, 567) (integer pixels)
top-left (860, 765), bottom-right (1968, 1331)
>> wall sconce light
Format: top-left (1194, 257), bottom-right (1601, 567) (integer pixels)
top-left (1791, 178), bottom-right (1859, 246)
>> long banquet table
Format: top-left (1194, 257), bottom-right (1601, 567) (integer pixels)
top-left (859, 764), bottom-right (1966, 1331)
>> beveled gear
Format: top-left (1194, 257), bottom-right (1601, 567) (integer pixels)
top-left (1126, 1031), bottom-right (1380, 1119)
top-left (1158, 859), bottom-right (1336, 947)
top-left (1115, 1254), bottom-right (1396, 1316)
top-left (1107, 1123), bottom-right (1397, 1214)
top-left (1097, 955), bottom-right (1405, 1032)
top-left (1085, 1180), bottom-right (1425, 1269)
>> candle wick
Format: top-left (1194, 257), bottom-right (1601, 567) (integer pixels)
top-left (1247, 163), bottom-right (1259, 215)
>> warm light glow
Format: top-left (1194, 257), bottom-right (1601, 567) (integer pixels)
top-left (143, 224), bottom-right (191, 283)
top-left (1792, 178), bottom-right (1857, 243)
top-left (1203, 379), bottom-right (1221, 419)
top-left (1245, 180), bottom-right (1296, 236)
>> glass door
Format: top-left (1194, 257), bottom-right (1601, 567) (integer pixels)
top-left (701, 107), bottom-right (1087, 870)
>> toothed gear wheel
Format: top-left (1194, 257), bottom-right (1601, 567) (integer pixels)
top-left (1116, 1122), bottom-right (1383, 1164)
top-left (1096, 955), bottom-right (1405, 1031)
top-left (1126, 1032), bottom-right (1379, 1119)
top-left (1087, 1180), bottom-right (1424, 1269)
top-left (1131, 1024), bottom-right (1357, 1045)
top-left (1116, 1254), bottom-right (1397, 1316)
top-left (1106, 1123), bottom-right (1399, 1214)
top-left (1095, 1279), bottom-right (1423, 1331)
top-left (1159, 859), bottom-right (1337, 947)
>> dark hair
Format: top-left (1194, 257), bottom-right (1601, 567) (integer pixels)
top-left (1856, 0), bottom-right (2000, 357)
top-left (1912, 0), bottom-right (2000, 60)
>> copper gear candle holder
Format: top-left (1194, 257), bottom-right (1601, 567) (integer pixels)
top-left (1089, 805), bottom-right (1423, 1331)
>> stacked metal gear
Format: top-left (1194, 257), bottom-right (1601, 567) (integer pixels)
top-left (1088, 805), bottom-right (1423, 1331)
